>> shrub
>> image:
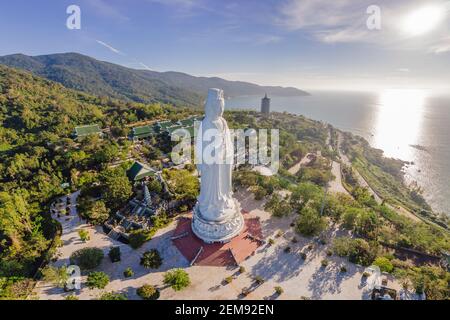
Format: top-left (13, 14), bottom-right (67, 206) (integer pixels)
top-left (295, 207), bottom-right (327, 237)
top-left (326, 250), bottom-right (333, 257)
top-left (65, 295), bottom-right (79, 300)
top-left (321, 259), bottom-right (329, 268)
top-left (123, 267), bottom-right (134, 278)
top-left (391, 258), bottom-right (413, 269)
top-left (224, 276), bottom-right (233, 284)
top-left (41, 266), bottom-right (69, 288)
top-left (340, 266), bottom-right (347, 273)
top-left (373, 257), bottom-right (394, 273)
top-left (274, 286), bottom-right (284, 295)
top-left (254, 276), bottom-right (265, 285)
top-left (137, 284), bottom-right (160, 300)
top-left (86, 200), bottom-right (110, 225)
top-left (268, 238), bottom-right (275, 245)
top-left (254, 187), bottom-right (268, 201)
top-left (78, 229), bottom-right (90, 242)
top-left (272, 199), bottom-right (293, 217)
top-left (86, 272), bottom-right (110, 289)
top-left (284, 247), bottom-right (291, 253)
top-left (239, 266), bottom-right (246, 273)
top-left (362, 272), bottom-right (371, 278)
top-left (291, 237), bottom-right (298, 243)
top-left (332, 237), bottom-right (377, 266)
top-left (342, 209), bottom-right (358, 229)
top-left (163, 269), bottom-right (190, 291)
top-left (129, 229), bottom-right (151, 249)
top-left (300, 252), bottom-right (307, 260)
top-left (140, 249), bottom-right (163, 269)
top-left (108, 247), bottom-right (121, 263)
top-left (147, 179), bottom-right (163, 194)
top-left (184, 163), bottom-right (196, 172)
top-left (99, 292), bottom-right (127, 300)
top-left (162, 168), bottom-right (200, 201)
top-left (70, 248), bottom-right (104, 270)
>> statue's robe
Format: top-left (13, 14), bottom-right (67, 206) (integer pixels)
top-left (195, 91), bottom-right (236, 222)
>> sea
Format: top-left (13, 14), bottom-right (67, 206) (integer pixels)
top-left (226, 90), bottom-right (450, 216)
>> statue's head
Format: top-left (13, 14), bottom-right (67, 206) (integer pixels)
top-left (204, 88), bottom-right (224, 120)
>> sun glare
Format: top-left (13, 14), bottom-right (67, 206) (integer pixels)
top-left (374, 89), bottom-right (426, 160)
top-left (402, 6), bottom-right (445, 36)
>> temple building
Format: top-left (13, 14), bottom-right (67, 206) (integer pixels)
top-left (127, 161), bottom-right (156, 182)
top-left (131, 125), bottom-right (156, 141)
top-left (261, 93), bottom-right (271, 114)
top-left (73, 124), bottom-right (103, 139)
top-left (105, 182), bottom-right (159, 241)
top-left (130, 116), bottom-right (202, 141)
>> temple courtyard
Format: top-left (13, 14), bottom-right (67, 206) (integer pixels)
top-left (35, 189), bottom-right (400, 300)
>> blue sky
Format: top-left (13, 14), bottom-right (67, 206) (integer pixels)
top-left (0, 0), bottom-right (449, 91)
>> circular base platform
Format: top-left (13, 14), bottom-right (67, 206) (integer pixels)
top-left (191, 200), bottom-right (244, 244)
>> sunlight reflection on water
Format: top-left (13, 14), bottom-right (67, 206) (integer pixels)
top-left (373, 89), bottom-right (426, 160)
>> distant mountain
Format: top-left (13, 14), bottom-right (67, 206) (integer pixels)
top-left (0, 53), bottom-right (309, 107)
top-left (0, 53), bottom-right (201, 107)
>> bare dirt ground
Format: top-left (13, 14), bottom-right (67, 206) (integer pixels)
top-left (35, 189), bottom-right (399, 300)
top-left (288, 153), bottom-right (313, 175)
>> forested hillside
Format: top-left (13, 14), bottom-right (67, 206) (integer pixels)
top-left (0, 53), bottom-right (308, 107)
top-left (0, 64), bottom-right (192, 279)
top-left (0, 53), bottom-right (203, 107)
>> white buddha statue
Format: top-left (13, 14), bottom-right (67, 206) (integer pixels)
top-left (192, 88), bottom-right (244, 243)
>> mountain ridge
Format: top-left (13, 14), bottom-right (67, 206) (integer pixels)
top-left (0, 52), bottom-right (309, 107)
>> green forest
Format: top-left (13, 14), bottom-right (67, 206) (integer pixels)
top-left (0, 65), bottom-right (193, 282)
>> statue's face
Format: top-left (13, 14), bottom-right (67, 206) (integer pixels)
top-left (205, 88), bottom-right (224, 119)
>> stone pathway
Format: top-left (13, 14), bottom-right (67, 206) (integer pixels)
top-left (328, 161), bottom-right (351, 196)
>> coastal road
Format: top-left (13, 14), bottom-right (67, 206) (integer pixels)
top-left (336, 132), bottom-right (422, 223)
top-left (337, 132), bottom-right (382, 204)
top-left (328, 160), bottom-right (351, 196)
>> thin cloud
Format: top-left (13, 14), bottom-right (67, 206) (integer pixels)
top-left (85, 0), bottom-right (129, 21)
top-left (95, 40), bottom-right (154, 70)
top-left (139, 62), bottom-right (152, 71)
top-left (276, 0), bottom-right (449, 46)
top-left (429, 37), bottom-right (450, 54)
top-left (149, 0), bottom-right (199, 7)
top-left (276, 0), bottom-right (381, 43)
top-left (96, 40), bottom-right (125, 55)
top-left (254, 35), bottom-right (283, 45)
top-left (233, 34), bottom-right (283, 46)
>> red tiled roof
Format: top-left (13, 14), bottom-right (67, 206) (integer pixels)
top-left (172, 212), bottom-right (263, 267)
